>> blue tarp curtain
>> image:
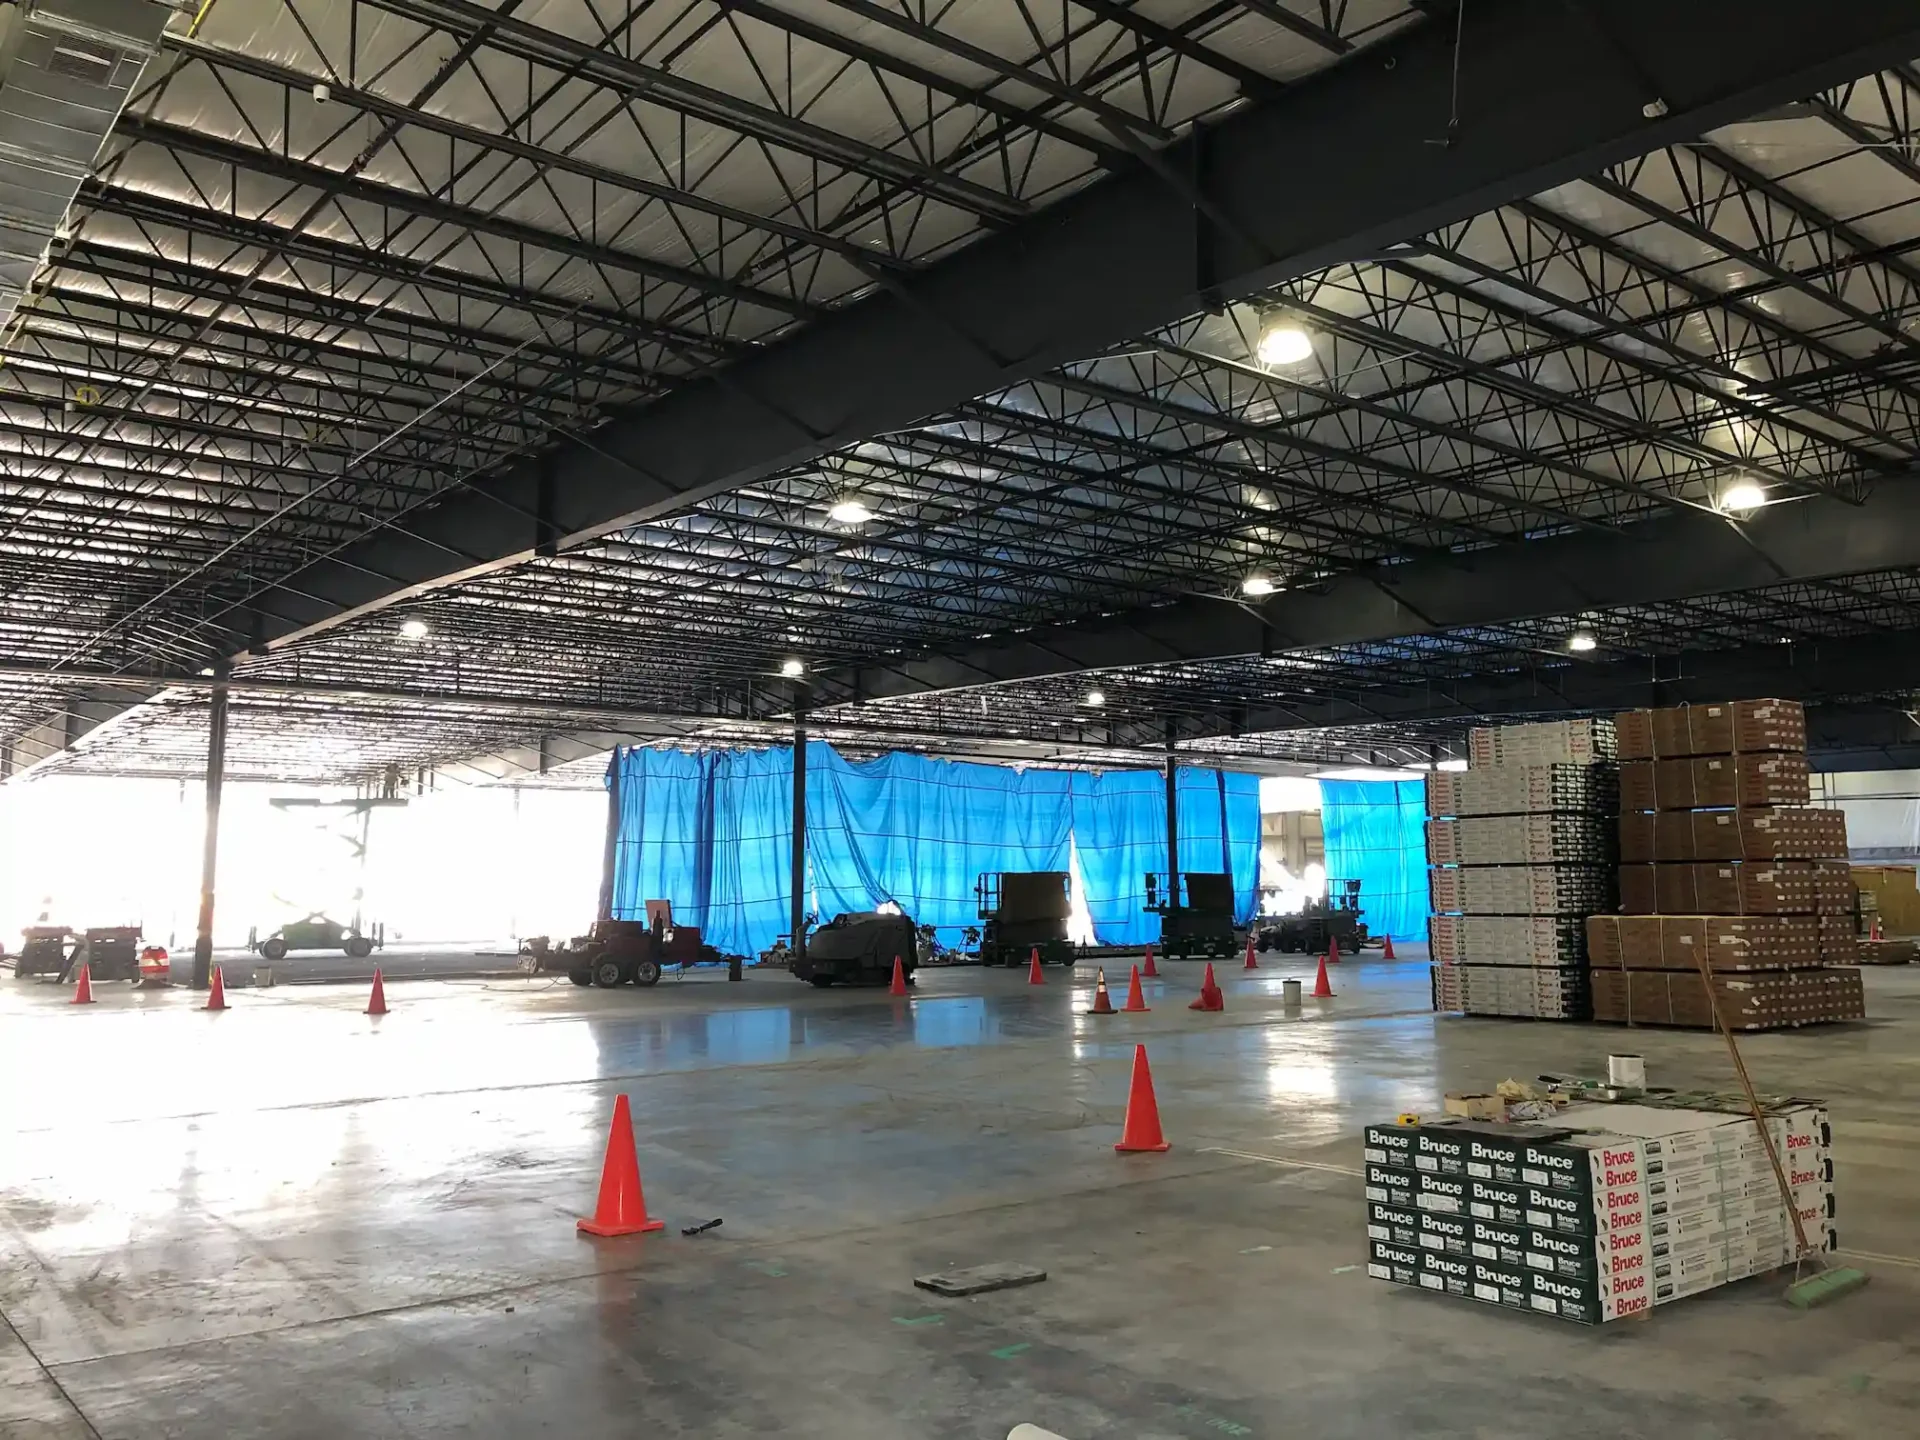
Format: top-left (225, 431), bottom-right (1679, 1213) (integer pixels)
top-left (1317, 779), bottom-right (1427, 943)
top-left (607, 744), bottom-right (1261, 954)
top-left (807, 744), bottom-right (1073, 935)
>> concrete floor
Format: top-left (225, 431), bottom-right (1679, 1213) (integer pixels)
top-left (2, 952), bottom-right (1917, 1439)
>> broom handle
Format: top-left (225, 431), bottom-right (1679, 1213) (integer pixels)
top-left (1691, 947), bottom-right (1813, 1262)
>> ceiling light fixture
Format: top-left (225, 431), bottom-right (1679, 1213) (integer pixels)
top-left (1255, 322), bottom-right (1314, 367)
top-left (828, 497), bottom-right (874, 525)
top-left (1240, 574), bottom-right (1277, 597)
top-left (1568, 631), bottom-right (1598, 653)
top-left (780, 658), bottom-right (806, 678)
top-left (399, 617), bottom-right (429, 640)
top-left (1718, 479), bottom-right (1766, 514)
top-left (1082, 688), bottom-right (1106, 707)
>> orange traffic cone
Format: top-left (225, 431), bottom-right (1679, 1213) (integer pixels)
top-left (1382, 934), bottom-right (1396, 960)
top-left (1114, 1044), bottom-right (1171, 1153)
top-left (1028, 949), bottom-right (1045, 985)
top-left (70, 962), bottom-right (94, 1005)
top-left (1312, 954), bottom-right (1335, 998)
top-left (889, 956), bottom-right (908, 996)
top-left (1328, 935), bottom-right (1342, 965)
top-left (1188, 961), bottom-right (1224, 1012)
top-left (577, 1094), bottom-right (666, 1237)
top-left (1122, 964), bottom-right (1150, 1012)
top-left (365, 968), bottom-right (388, 1015)
top-left (205, 965), bottom-right (228, 1011)
top-left (1243, 935), bottom-right (1258, 970)
top-left (1085, 967), bottom-right (1116, 1015)
top-left (1141, 944), bottom-right (1159, 979)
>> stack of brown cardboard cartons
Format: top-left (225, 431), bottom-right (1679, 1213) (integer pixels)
top-left (1427, 720), bottom-right (1617, 1019)
top-left (1591, 700), bottom-right (1865, 1029)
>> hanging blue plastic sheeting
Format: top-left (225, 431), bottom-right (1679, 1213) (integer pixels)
top-left (805, 743), bottom-right (1073, 942)
top-left (606, 746), bottom-right (713, 927)
top-left (705, 745), bottom-right (795, 958)
top-left (1317, 779), bottom-right (1428, 943)
top-left (605, 741), bottom-right (1262, 958)
top-left (1068, 769), bottom-right (1166, 947)
top-left (1176, 768), bottom-right (1262, 925)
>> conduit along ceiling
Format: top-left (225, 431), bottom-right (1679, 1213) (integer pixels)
top-left (6, 2), bottom-right (1920, 786)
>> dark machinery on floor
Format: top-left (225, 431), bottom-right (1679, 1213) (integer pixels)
top-left (791, 910), bottom-right (919, 987)
top-left (251, 914), bottom-right (382, 961)
top-left (1254, 878), bottom-right (1374, 954)
top-left (1144, 871), bottom-right (1236, 961)
top-left (13, 926), bottom-right (74, 979)
top-left (542, 904), bottom-right (726, 988)
top-left (12, 926), bottom-right (143, 982)
top-left (973, 870), bottom-right (1076, 967)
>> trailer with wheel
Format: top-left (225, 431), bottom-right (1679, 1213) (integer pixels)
top-left (252, 914), bottom-right (381, 960)
top-left (1254, 879), bottom-right (1373, 955)
top-left (546, 912), bottom-right (723, 988)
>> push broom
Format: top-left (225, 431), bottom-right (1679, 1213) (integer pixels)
top-left (1691, 947), bottom-right (1866, 1309)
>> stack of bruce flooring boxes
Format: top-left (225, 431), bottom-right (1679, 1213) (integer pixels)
top-left (1594, 700), bottom-right (1866, 1029)
top-left (1364, 1100), bottom-right (1836, 1324)
top-left (1427, 720), bottom-right (1617, 1019)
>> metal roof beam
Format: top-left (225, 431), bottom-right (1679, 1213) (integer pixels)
top-left (117, 115), bottom-right (818, 324)
top-left (228, 1), bottom-right (1920, 658)
top-left (800, 484), bottom-right (1920, 706)
top-left (58, 244), bottom-right (665, 392)
top-left (1188, 633), bottom-right (1920, 744)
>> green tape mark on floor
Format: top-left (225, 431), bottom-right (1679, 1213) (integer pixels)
top-left (990, 1343), bottom-right (1032, 1360)
top-left (1175, 1402), bottom-right (1253, 1437)
top-left (744, 1261), bottom-right (788, 1278)
top-left (1331, 1264), bottom-right (1359, 1274)
top-left (892, 1315), bottom-right (944, 1327)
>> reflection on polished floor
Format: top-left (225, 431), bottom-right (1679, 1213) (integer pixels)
top-left (4, 955), bottom-right (1918, 1438)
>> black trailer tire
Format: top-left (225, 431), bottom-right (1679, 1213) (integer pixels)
top-left (809, 974), bottom-right (836, 988)
top-left (593, 958), bottom-right (625, 988)
top-left (344, 936), bottom-right (374, 959)
top-left (261, 937), bottom-right (288, 961)
top-left (567, 967), bottom-right (593, 987)
top-left (629, 959), bottom-right (662, 987)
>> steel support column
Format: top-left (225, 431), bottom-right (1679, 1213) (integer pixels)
top-left (190, 672), bottom-right (230, 989)
top-left (1165, 730), bottom-right (1180, 893)
top-left (1217, 770), bottom-right (1231, 877)
top-left (597, 752), bottom-right (622, 921)
top-left (791, 698), bottom-right (809, 965)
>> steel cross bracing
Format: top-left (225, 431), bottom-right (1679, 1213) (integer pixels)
top-left (132, 2), bottom-right (1920, 657)
top-left (12, 4), bottom-right (1920, 781)
top-left (0, 0), bottom-right (1404, 688)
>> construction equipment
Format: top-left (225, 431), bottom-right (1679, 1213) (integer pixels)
top-left (974, 871), bottom-right (1075, 967)
top-left (546, 910), bottom-right (721, 988)
top-left (1143, 871), bottom-right (1236, 961)
top-left (791, 911), bottom-right (919, 988)
top-left (1254, 878), bottom-right (1374, 955)
top-left (13, 926), bottom-right (74, 979)
top-left (251, 914), bottom-right (381, 961)
top-left (73, 927), bottom-right (140, 981)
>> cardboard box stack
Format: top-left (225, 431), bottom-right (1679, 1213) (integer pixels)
top-left (1427, 720), bottom-right (1618, 1019)
top-left (1593, 700), bottom-right (1865, 1029)
top-left (1364, 1100), bottom-right (1836, 1324)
